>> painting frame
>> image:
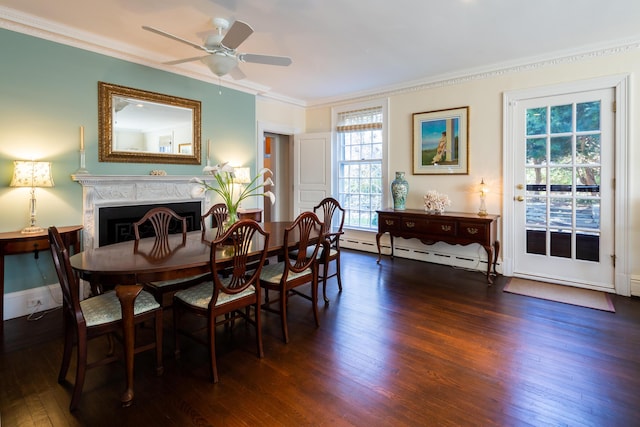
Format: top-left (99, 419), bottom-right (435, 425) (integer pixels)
top-left (412, 106), bottom-right (469, 175)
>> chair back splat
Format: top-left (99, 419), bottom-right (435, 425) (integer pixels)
top-left (133, 207), bottom-right (187, 241)
top-left (201, 203), bottom-right (229, 240)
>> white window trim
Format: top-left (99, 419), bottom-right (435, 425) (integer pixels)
top-left (331, 98), bottom-right (389, 231)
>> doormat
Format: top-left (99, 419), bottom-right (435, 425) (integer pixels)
top-left (504, 278), bottom-right (615, 312)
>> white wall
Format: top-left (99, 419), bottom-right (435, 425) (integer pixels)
top-left (305, 45), bottom-right (640, 293)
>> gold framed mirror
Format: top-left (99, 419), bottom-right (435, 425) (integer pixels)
top-left (98, 82), bottom-right (201, 164)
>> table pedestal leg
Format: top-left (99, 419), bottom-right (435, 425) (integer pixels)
top-left (115, 285), bottom-right (143, 407)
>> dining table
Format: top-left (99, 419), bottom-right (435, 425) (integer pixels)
top-left (68, 221), bottom-right (322, 406)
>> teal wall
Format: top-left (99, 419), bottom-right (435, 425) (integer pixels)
top-left (0, 29), bottom-right (256, 294)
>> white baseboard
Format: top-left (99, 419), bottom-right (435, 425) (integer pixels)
top-left (630, 275), bottom-right (640, 297)
top-left (3, 284), bottom-right (63, 320)
top-left (3, 281), bottom-right (91, 321)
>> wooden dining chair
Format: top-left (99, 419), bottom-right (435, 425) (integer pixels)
top-left (134, 207), bottom-right (208, 307)
top-left (201, 203), bottom-right (229, 240)
top-left (313, 197), bottom-right (345, 303)
top-left (260, 211), bottom-right (324, 343)
top-left (173, 219), bottom-right (270, 383)
top-left (48, 226), bottom-right (163, 411)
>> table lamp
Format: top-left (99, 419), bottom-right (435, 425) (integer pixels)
top-left (233, 167), bottom-right (252, 209)
top-left (10, 160), bottom-right (55, 233)
top-left (478, 178), bottom-right (488, 217)
top-left (234, 167), bottom-right (251, 185)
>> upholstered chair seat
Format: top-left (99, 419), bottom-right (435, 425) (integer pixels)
top-left (175, 280), bottom-right (256, 309)
top-left (80, 290), bottom-right (160, 327)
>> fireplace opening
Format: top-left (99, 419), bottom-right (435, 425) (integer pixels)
top-left (98, 201), bottom-right (202, 247)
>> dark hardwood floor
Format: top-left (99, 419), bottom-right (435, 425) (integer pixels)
top-left (1, 249), bottom-right (639, 426)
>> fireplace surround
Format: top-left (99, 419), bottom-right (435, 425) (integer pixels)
top-left (72, 175), bottom-right (210, 249)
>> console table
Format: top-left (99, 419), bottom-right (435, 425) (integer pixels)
top-left (0, 225), bottom-right (82, 332)
top-left (376, 209), bottom-right (499, 284)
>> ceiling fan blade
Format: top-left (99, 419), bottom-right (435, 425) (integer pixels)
top-left (221, 20), bottom-right (253, 49)
top-left (142, 26), bottom-right (207, 52)
top-left (229, 66), bottom-right (247, 80)
top-left (163, 55), bottom-right (209, 65)
top-left (239, 53), bottom-right (292, 66)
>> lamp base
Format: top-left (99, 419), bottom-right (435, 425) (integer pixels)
top-left (477, 210), bottom-right (488, 217)
top-left (21, 225), bottom-right (45, 234)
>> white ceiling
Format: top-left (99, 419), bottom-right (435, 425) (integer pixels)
top-left (2, 0), bottom-right (640, 106)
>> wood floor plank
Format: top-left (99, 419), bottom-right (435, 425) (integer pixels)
top-left (1, 249), bottom-right (639, 426)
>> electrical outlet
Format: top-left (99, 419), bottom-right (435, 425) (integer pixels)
top-left (27, 298), bottom-right (42, 308)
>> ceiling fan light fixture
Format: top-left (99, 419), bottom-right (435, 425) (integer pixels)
top-left (201, 53), bottom-right (237, 77)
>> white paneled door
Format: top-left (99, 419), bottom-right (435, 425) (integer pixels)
top-left (293, 132), bottom-right (331, 216)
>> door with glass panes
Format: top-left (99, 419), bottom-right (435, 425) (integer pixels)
top-left (513, 88), bottom-right (615, 290)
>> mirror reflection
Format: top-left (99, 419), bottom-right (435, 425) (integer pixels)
top-left (113, 96), bottom-right (192, 154)
top-left (99, 82), bottom-right (201, 164)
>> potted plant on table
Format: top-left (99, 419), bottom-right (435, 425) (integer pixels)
top-left (190, 162), bottom-right (276, 228)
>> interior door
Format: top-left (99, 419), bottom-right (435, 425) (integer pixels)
top-left (512, 88), bottom-right (615, 291)
top-left (293, 132), bottom-right (331, 216)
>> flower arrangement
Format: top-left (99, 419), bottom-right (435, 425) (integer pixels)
top-left (190, 162), bottom-right (275, 224)
top-left (423, 190), bottom-right (451, 214)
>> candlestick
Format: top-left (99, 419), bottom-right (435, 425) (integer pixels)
top-left (80, 126), bottom-right (85, 151)
top-left (207, 138), bottom-right (211, 161)
top-left (74, 150), bottom-right (89, 175)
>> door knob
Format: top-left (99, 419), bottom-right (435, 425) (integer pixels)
top-left (516, 184), bottom-right (524, 190)
top-left (516, 196), bottom-right (524, 202)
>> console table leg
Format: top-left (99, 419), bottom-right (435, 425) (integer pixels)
top-left (493, 241), bottom-right (500, 276)
top-left (376, 233), bottom-right (383, 263)
top-left (483, 245), bottom-right (494, 285)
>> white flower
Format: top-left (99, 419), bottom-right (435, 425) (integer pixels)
top-left (190, 163), bottom-right (276, 212)
top-left (190, 185), bottom-right (206, 198)
top-left (202, 165), bottom-right (217, 175)
top-left (264, 190), bottom-right (276, 205)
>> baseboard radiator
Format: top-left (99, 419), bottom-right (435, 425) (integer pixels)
top-left (340, 235), bottom-right (501, 274)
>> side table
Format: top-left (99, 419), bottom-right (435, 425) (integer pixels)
top-left (238, 208), bottom-right (263, 222)
top-left (0, 225), bottom-right (82, 333)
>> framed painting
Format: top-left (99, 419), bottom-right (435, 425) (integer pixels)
top-left (412, 106), bottom-right (469, 175)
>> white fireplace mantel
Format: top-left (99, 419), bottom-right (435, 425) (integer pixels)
top-left (72, 174), bottom-right (210, 249)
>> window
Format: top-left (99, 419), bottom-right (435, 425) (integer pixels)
top-left (334, 101), bottom-right (387, 230)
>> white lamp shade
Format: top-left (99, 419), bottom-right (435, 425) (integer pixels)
top-left (234, 167), bottom-right (252, 184)
top-left (10, 161), bottom-right (54, 188)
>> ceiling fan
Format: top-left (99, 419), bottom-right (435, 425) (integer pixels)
top-left (142, 17), bottom-right (292, 79)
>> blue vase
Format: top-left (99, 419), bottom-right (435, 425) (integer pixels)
top-left (391, 172), bottom-right (409, 210)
